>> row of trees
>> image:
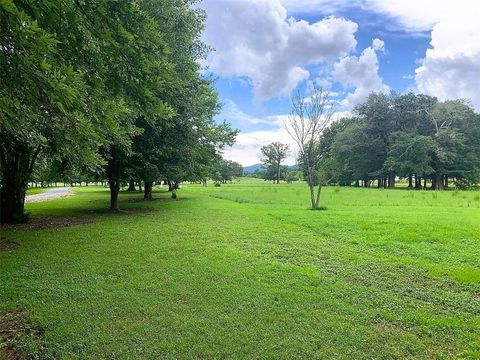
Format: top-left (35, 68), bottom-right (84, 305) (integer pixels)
top-left (249, 165), bottom-right (302, 183)
top-left (284, 87), bottom-right (480, 209)
top-left (320, 93), bottom-right (480, 190)
top-left (0, 0), bottom-right (236, 223)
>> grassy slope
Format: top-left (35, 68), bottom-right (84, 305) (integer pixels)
top-left (1, 181), bottom-right (479, 359)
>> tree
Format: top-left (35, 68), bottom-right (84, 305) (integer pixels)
top-left (0, 1), bottom-right (114, 223)
top-left (330, 120), bottom-right (384, 187)
top-left (427, 100), bottom-right (477, 189)
top-left (321, 93), bottom-right (480, 190)
top-left (122, 0), bottom-right (237, 202)
top-left (384, 132), bottom-right (435, 188)
top-left (215, 159), bottom-right (243, 184)
top-left (260, 142), bottom-right (289, 184)
top-left (285, 86), bottom-right (334, 209)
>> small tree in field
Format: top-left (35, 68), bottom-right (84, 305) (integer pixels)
top-left (285, 86), bottom-right (335, 209)
top-left (260, 142), bottom-right (290, 184)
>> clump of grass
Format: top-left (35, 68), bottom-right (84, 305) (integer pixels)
top-left (311, 206), bottom-right (328, 211)
top-left (451, 190), bottom-right (459, 197)
top-left (334, 187), bottom-right (340, 193)
top-left (473, 194), bottom-right (480, 201)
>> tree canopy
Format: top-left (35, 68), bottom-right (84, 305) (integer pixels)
top-left (322, 93), bottom-right (480, 189)
top-left (0, 0), bottom-right (237, 223)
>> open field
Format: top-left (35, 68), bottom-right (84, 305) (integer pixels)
top-left (1, 180), bottom-right (479, 359)
top-left (25, 187), bottom-right (47, 196)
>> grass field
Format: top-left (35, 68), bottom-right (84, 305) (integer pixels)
top-left (25, 187), bottom-right (47, 196)
top-left (1, 179), bottom-right (479, 359)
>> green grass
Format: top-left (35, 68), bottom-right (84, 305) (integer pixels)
top-left (26, 187), bottom-right (47, 195)
top-left (1, 180), bottom-right (479, 359)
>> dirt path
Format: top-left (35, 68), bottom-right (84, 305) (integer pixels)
top-left (25, 187), bottom-right (73, 203)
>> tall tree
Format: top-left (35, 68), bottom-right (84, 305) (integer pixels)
top-left (127, 0), bottom-right (237, 201)
top-left (260, 142), bottom-right (289, 184)
top-left (0, 1), bottom-right (114, 223)
top-left (285, 86), bottom-right (334, 209)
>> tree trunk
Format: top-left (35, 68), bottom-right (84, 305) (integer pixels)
top-left (107, 152), bottom-right (121, 211)
top-left (444, 176), bottom-right (449, 189)
top-left (432, 173), bottom-right (444, 190)
top-left (354, 180), bottom-right (359, 187)
top-left (408, 174), bottom-right (413, 188)
top-left (415, 174), bottom-right (422, 189)
top-left (168, 180), bottom-right (174, 191)
top-left (109, 181), bottom-right (120, 211)
top-left (308, 183), bottom-right (316, 209)
top-left (0, 144), bottom-right (41, 224)
top-left (306, 171), bottom-right (316, 209)
top-left (314, 184), bottom-right (322, 208)
top-left (144, 181), bottom-right (153, 200)
top-left (127, 178), bottom-right (136, 191)
top-left (0, 176), bottom-right (27, 224)
top-left (423, 177), bottom-right (427, 190)
top-left (388, 174), bottom-right (395, 189)
top-left (277, 162), bottom-right (280, 184)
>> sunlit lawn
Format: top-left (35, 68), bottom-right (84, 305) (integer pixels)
top-left (1, 179), bottom-right (479, 358)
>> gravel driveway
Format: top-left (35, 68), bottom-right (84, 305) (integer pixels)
top-left (25, 187), bottom-right (73, 203)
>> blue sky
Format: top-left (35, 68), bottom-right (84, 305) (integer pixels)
top-left (201, 0), bottom-right (480, 165)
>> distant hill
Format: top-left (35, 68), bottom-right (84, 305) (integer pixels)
top-left (243, 163), bottom-right (298, 174)
top-left (243, 163), bottom-right (264, 174)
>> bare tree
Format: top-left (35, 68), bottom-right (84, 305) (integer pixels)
top-left (260, 142), bottom-right (290, 183)
top-left (285, 85), bottom-right (335, 209)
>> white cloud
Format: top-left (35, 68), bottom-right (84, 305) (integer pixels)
top-left (371, 38), bottom-right (385, 52)
top-left (360, 0), bottom-right (480, 110)
top-left (414, 5), bottom-right (480, 110)
top-left (222, 101), bottom-right (351, 166)
top-left (332, 39), bottom-right (389, 108)
top-left (202, 0), bottom-right (358, 102)
top-left (281, 0), bottom-right (356, 14)
top-left (224, 125), bottom-right (297, 166)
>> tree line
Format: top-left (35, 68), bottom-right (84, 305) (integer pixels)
top-left (263, 87), bottom-right (479, 210)
top-left (320, 93), bottom-right (480, 190)
top-left (0, 0), bottom-right (236, 223)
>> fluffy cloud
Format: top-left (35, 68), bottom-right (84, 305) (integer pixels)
top-left (332, 39), bottom-right (389, 108)
top-left (414, 5), bottom-right (480, 110)
top-left (363, 0), bottom-right (480, 110)
top-left (224, 126), bottom-right (297, 166)
top-left (222, 100), bottom-right (351, 165)
top-left (281, 0), bottom-right (480, 109)
top-left (202, 0), bottom-right (357, 102)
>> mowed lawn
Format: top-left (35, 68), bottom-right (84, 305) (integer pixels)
top-left (1, 180), bottom-right (479, 359)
